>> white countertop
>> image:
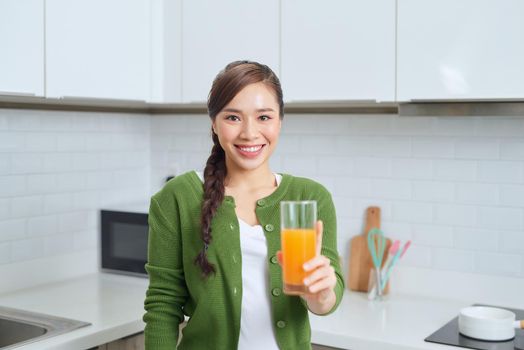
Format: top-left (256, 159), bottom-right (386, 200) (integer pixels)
top-left (3, 270), bottom-right (520, 350)
top-left (0, 273), bottom-right (148, 350)
top-left (311, 292), bottom-right (467, 350)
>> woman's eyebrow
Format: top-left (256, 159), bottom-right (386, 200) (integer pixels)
top-left (222, 108), bottom-right (242, 113)
top-left (222, 108), bottom-right (275, 113)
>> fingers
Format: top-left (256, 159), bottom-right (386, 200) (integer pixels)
top-left (303, 254), bottom-right (330, 272)
top-left (303, 261), bottom-right (336, 294)
top-left (305, 275), bottom-right (336, 295)
top-left (316, 220), bottom-right (323, 256)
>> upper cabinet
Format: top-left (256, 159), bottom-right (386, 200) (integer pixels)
top-left (281, 0), bottom-right (396, 103)
top-left (181, 0), bottom-right (280, 103)
top-left (150, 0), bottom-right (182, 103)
top-left (397, 0), bottom-right (524, 101)
top-left (0, 0), bottom-right (44, 97)
top-left (45, 0), bottom-right (151, 101)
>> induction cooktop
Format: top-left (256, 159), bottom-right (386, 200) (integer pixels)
top-left (425, 304), bottom-right (524, 350)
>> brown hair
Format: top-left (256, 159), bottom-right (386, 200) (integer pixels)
top-left (195, 60), bottom-right (284, 277)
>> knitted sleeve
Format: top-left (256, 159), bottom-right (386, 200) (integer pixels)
top-left (313, 184), bottom-right (345, 315)
top-left (143, 194), bottom-right (188, 349)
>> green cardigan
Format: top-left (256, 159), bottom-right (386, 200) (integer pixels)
top-left (143, 171), bottom-right (344, 350)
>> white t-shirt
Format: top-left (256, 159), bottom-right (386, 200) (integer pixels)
top-left (195, 171), bottom-right (281, 350)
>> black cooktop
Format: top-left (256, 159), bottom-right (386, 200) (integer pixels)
top-left (425, 304), bottom-right (524, 350)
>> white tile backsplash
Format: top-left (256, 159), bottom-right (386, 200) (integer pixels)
top-left (432, 247), bottom-right (474, 272)
top-left (478, 160), bottom-right (524, 183)
top-left (412, 180), bottom-right (455, 202)
top-left (474, 252), bottom-right (522, 276)
top-left (1, 109), bottom-right (523, 280)
top-left (0, 109), bottom-right (150, 266)
top-left (500, 139), bottom-right (524, 160)
top-left (149, 113), bottom-right (524, 278)
top-left (499, 185), bottom-right (524, 207)
top-left (392, 201), bottom-right (433, 224)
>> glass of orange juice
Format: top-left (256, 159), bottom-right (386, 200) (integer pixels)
top-left (280, 200), bottom-right (317, 295)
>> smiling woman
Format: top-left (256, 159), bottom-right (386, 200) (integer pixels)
top-left (143, 61), bottom-right (345, 350)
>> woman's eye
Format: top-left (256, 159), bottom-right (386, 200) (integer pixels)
top-left (259, 115), bottom-right (271, 121)
top-left (226, 115), bottom-right (240, 121)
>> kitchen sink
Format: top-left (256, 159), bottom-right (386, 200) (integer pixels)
top-left (0, 306), bottom-right (91, 349)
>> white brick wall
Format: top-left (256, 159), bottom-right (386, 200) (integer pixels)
top-left (150, 113), bottom-right (524, 278)
top-left (0, 109), bottom-right (150, 265)
top-left (2, 109), bottom-right (523, 280)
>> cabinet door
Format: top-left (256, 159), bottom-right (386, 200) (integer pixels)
top-left (182, 0), bottom-right (279, 103)
top-left (45, 0), bottom-right (150, 101)
top-left (398, 0), bottom-right (524, 101)
top-left (281, 0), bottom-right (395, 102)
top-left (150, 0), bottom-right (182, 103)
top-left (0, 0), bottom-right (44, 96)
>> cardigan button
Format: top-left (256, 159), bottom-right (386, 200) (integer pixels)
top-left (271, 288), bottom-right (281, 297)
top-left (256, 199), bottom-right (266, 207)
top-left (264, 224), bottom-right (274, 232)
top-left (276, 320), bottom-right (286, 329)
top-left (270, 256), bottom-right (278, 264)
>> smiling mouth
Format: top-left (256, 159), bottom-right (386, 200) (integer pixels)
top-left (235, 145), bottom-right (265, 153)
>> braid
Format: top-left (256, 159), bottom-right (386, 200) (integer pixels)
top-left (195, 131), bottom-right (226, 277)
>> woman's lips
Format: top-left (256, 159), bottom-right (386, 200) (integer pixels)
top-left (235, 144), bottom-right (265, 158)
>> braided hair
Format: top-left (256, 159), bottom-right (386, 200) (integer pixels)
top-left (195, 60), bottom-right (284, 277)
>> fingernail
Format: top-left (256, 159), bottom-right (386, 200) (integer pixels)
top-left (303, 278), bottom-right (309, 285)
top-left (303, 263), bottom-right (310, 270)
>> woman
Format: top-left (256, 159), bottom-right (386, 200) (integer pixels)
top-left (143, 61), bottom-right (344, 349)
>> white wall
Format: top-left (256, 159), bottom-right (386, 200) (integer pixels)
top-left (1, 109), bottom-right (522, 282)
top-left (150, 113), bottom-right (524, 279)
top-left (0, 109), bottom-right (150, 267)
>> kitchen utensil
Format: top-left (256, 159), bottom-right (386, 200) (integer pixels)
top-left (426, 304), bottom-right (524, 350)
top-left (367, 228), bottom-right (386, 298)
top-left (367, 240), bottom-right (399, 300)
top-left (348, 207), bottom-right (392, 292)
top-left (459, 306), bottom-right (524, 341)
top-left (380, 239), bottom-right (411, 292)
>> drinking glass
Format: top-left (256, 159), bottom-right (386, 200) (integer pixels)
top-left (280, 200), bottom-right (317, 295)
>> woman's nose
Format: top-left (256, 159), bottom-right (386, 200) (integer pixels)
top-left (240, 118), bottom-right (258, 139)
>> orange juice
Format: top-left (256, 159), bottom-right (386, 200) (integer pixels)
top-left (281, 228), bottom-right (316, 294)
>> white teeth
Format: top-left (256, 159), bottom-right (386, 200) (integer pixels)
top-left (239, 145), bottom-right (262, 153)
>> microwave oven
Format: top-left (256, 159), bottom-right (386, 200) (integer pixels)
top-left (100, 202), bottom-right (150, 277)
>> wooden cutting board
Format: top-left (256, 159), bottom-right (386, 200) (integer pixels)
top-left (348, 206), bottom-right (392, 292)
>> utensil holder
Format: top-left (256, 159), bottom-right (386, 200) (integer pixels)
top-left (367, 267), bottom-right (390, 300)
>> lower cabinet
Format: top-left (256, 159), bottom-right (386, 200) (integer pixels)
top-left (95, 332), bottom-right (144, 350)
top-left (91, 331), bottom-right (347, 350)
top-left (312, 344), bottom-right (347, 350)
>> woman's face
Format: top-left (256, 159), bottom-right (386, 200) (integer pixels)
top-left (213, 82), bottom-right (281, 174)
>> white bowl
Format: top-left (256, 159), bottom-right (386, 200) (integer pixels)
top-left (458, 306), bottom-right (516, 341)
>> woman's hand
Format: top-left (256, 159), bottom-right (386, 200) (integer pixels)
top-left (276, 220), bottom-right (337, 315)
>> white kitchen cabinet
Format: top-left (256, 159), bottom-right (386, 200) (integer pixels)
top-left (45, 0), bottom-right (151, 101)
top-left (281, 0), bottom-right (396, 103)
top-left (0, 0), bottom-right (44, 97)
top-left (181, 0), bottom-right (280, 103)
top-left (150, 0), bottom-right (182, 103)
top-left (397, 0), bottom-right (524, 101)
